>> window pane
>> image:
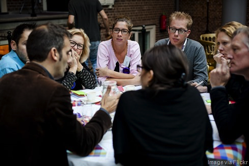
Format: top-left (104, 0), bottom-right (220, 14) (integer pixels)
top-left (138, 31), bottom-right (150, 54)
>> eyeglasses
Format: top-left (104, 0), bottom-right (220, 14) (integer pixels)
top-left (70, 40), bottom-right (84, 50)
top-left (137, 64), bottom-right (143, 72)
top-left (169, 27), bottom-right (188, 34)
top-left (113, 28), bottom-right (129, 35)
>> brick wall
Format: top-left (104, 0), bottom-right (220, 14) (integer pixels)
top-left (7, 0), bottom-right (43, 14)
top-left (5, 0), bottom-right (249, 42)
top-left (99, 0), bottom-right (173, 42)
top-left (179, 0), bottom-right (223, 41)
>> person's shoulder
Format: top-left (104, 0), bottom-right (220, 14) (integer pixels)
top-left (186, 38), bottom-right (203, 48)
top-left (0, 52), bottom-right (19, 68)
top-left (99, 39), bottom-right (112, 47)
top-left (101, 39), bottom-right (111, 44)
top-left (120, 90), bottom-right (143, 103)
top-left (128, 40), bottom-right (140, 47)
top-left (154, 38), bottom-right (168, 46)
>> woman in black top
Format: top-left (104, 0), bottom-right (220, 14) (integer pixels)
top-left (113, 45), bottom-right (213, 166)
top-left (57, 28), bottom-right (96, 90)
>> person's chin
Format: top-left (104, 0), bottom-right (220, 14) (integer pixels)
top-left (54, 73), bottom-right (64, 80)
top-left (229, 66), bottom-right (237, 74)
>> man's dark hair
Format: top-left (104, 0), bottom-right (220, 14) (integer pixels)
top-left (11, 23), bottom-right (36, 45)
top-left (27, 23), bottom-right (71, 62)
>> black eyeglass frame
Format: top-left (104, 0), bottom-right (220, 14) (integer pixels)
top-left (168, 26), bottom-right (188, 34)
top-left (70, 40), bottom-right (84, 50)
top-left (137, 64), bottom-right (143, 72)
top-left (112, 28), bottom-right (130, 35)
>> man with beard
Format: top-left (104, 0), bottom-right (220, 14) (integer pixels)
top-left (0, 23), bottom-right (36, 78)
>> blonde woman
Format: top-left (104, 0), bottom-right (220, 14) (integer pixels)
top-left (197, 21), bottom-right (246, 97)
top-left (57, 28), bottom-right (96, 90)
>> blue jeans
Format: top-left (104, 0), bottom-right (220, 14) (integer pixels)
top-left (85, 41), bottom-right (100, 76)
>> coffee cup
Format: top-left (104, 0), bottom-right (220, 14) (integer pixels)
top-left (87, 91), bottom-right (96, 101)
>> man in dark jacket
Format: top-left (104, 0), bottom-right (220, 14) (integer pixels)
top-left (0, 23), bottom-right (119, 166)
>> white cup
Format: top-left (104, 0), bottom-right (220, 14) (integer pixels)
top-left (124, 85), bottom-right (135, 91)
top-left (87, 91), bottom-right (96, 101)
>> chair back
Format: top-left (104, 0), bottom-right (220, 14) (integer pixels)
top-left (199, 33), bottom-right (216, 73)
top-left (0, 31), bottom-right (12, 60)
top-left (200, 33), bottom-right (216, 42)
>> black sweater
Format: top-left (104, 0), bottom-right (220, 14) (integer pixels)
top-left (113, 85), bottom-right (213, 166)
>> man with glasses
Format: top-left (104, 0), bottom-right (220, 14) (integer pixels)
top-left (68, 0), bottom-right (110, 79)
top-left (155, 11), bottom-right (208, 86)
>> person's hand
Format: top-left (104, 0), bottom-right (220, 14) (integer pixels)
top-left (131, 74), bottom-right (141, 85)
top-left (196, 85), bottom-right (208, 93)
top-left (190, 82), bottom-right (198, 87)
top-left (68, 50), bottom-right (78, 73)
top-left (101, 86), bottom-right (120, 114)
top-left (213, 53), bottom-right (224, 64)
top-left (96, 67), bottom-right (109, 77)
top-left (213, 53), bottom-right (231, 67)
top-left (210, 57), bottom-right (230, 87)
top-left (73, 50), bottom-right (83, 72)
top-left (190, 81), bottom-right (204, 87)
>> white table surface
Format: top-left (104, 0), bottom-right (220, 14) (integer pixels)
top-left (67, 131), bottom-right (117, 166)
top-left (69, 91), bottom-right (245, 165)
top-left (68, 86), bottom-right (117, 166)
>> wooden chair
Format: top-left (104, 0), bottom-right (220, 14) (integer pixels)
top-left (199, 33), bottom-right (216, 73)
top-left (0, 31), bottom-right (12, 60)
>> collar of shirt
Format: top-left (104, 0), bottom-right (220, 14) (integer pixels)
top-left (167, 38), bottom-right (188, 51)
top-left (34, 63), bottom-right (54, 80)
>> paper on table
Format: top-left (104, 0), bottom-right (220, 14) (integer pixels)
top-left (71, 90), bottom-right (87, 96)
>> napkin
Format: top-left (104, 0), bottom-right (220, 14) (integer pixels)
top-left (71, 90), bottom-right (87, 96)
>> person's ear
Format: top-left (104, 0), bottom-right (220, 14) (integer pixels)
top-left (186, 29), bottom-right (191, 37)
top-left (50, 48), bottom-right (59, 62)
top-left (10, 40), bottom-right (17, 51)
top-left (128, 32), bottom-right (133, 40)
top-left (144, 70), bottom-right (154, 87)
top-left (148, 70), bottom-right (154, 82)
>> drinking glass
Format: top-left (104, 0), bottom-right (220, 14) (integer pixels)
top-left (102, 80), bottom-right (120, 96)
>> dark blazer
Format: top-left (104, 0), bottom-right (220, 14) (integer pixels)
top-left (0, 62), bottom-right (111, 166)
top-left (113, 85), bottom-right (213, 166)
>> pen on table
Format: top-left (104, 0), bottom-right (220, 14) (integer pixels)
top-left (195, 81), bottom-right (203, 87)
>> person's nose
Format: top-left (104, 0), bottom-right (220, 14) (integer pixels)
top-left (226, 49), bottom-right (233, 59)
top-left (174, 30), bottom-right (179, 36)
top-left (118, 30), bottom-right (122, 36)
top-left (218, 45), bottom-right (223, 52)
top-left (72, 45), bottom-right (77, 50)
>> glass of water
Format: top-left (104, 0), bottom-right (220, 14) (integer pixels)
top-left (102, 80), bottom-right (120, 96)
